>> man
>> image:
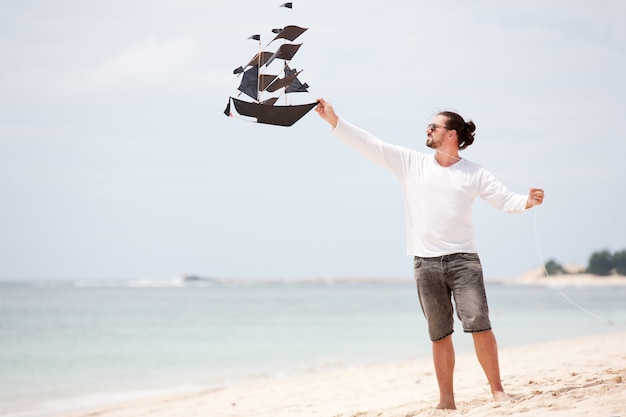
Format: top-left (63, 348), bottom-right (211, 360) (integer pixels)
top-left (315, 98), bottom-right (545, 410)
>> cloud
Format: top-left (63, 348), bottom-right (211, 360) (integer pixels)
top-left (84, 37), bottom-right (203, 90)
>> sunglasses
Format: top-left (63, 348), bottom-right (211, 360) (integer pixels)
top-left (427, 123), bottom-right (450, 131)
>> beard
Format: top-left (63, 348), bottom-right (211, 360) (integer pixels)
top-left (426, 136), bottom-right (439, 149)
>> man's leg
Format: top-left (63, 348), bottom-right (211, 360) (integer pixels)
top-left (414, 256), bottom-right (456, 409)
top-left (433, 334), bottom-right (456, 409)
top-left (472, 330), bottom-right (511, 402)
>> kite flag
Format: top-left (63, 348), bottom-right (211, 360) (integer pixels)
top-left (223, 2), bottom-right (315, 127)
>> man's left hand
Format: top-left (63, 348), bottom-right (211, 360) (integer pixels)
top-left (526, 187), bottom-right (545, 208)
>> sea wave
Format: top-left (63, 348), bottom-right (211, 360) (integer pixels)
top-left (0, 276), bottom-right (218, 289)
top-left (0, 276), bottom-right (408, 289)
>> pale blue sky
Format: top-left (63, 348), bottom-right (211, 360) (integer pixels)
top-left (1, 0), bottom-right (625, 280)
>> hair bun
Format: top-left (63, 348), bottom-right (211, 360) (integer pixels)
top-left (465, 120), bottom-right (476, 134)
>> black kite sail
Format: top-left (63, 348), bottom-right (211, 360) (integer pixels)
top-left (223, 3), bottom-right (316, 127)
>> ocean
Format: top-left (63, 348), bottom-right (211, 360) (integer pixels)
top-left (1, 278), bottom-right (625, 417)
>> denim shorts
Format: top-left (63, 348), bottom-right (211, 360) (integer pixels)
top-left (413, 253), bottom-right (491, 341)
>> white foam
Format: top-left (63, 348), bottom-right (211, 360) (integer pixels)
top-left (7, 385), bottom-right (208, 417)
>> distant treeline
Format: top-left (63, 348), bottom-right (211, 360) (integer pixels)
top-left (545, 249), bottom-right (626, 276)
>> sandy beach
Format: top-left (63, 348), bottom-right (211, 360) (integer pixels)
top-left (494, 266), bottom-right (626, 287)
top-left (59, 331), bottom-right (625, 417)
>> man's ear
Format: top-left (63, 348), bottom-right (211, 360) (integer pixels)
top-left (451, 130), bottom-right (461, 148)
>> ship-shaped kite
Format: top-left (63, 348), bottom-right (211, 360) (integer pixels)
top-left (223, 2), bottom-right (316, 127)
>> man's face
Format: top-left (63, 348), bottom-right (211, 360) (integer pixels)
top-left (426, 115), bottom-right (450, 149)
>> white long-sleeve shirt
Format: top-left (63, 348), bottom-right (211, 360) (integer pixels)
top-left (333, 118), bottom-right (529, 257)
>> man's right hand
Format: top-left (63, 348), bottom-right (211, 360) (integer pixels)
top-left (315, 98), bottom-right (339, 129)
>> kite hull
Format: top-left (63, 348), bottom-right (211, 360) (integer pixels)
top-left (229, 97), bottom-right (316, 127)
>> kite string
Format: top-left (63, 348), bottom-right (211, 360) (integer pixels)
top-left (532, 209), bottom-right (625, 329)
top-left (477, 154), bottom-right (625, 328)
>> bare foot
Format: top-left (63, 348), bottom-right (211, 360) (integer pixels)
top-left (492, 390), bottom-right (512, 402)
top-left (435, 400), bottom-right (457, 410)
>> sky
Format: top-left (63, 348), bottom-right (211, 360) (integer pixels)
top-left (1, 0), bottom-right (625, 281)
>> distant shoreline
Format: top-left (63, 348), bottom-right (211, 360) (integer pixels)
top-left (2, 268), bottom-right (625, 287)
top-left (489, 265), bottom-right (626, 287)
